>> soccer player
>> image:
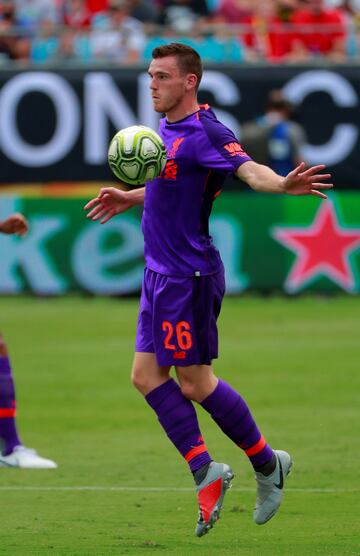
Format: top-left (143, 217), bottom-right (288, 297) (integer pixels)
top-left (0, 212), bottom-right (57, 469)
top-left (85, 43), bottom-right (332, 536)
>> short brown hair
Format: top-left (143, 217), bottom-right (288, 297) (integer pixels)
top-left (152, 42), bottom-right (203, 90)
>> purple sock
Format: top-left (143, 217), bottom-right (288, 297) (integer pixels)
top-left (0, 356), bottom-right (21, 455)
top-left (201, 379), bottom-right (273, 469)
top-left (145, 378), bottom-right (212, 473)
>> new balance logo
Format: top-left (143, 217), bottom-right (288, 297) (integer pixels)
top-left (224, 142), bottom-right (245, 157)
top-left (173, 351), bottom-right (186, 359)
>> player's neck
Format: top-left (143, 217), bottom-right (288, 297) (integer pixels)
top-left (165, 100), bottom-right (200, 123)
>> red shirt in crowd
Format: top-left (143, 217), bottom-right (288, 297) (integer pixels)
top-left (291, 7), bottom-right (345, 54)
top-left (86, 0), bottom-right (108, 14)
top-left (241, 14), bottom-right (294, 61)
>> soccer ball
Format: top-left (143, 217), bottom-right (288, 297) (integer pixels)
top-left (108, 125), bottom-right (167, 186)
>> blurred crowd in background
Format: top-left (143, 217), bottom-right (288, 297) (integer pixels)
top-left (0, 0), bottom-right (359, 65)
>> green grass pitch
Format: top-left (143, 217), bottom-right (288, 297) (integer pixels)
top-left (0, 295), bottom-right (359, 556)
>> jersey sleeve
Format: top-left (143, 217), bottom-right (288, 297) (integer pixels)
top-left (197, 113), bottom-right (252, 173)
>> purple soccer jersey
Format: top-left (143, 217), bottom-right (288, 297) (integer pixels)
top-left (142, 105), bottom-right (251, 276)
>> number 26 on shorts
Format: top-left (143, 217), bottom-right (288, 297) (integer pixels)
top-left (162, 321), bottom-right (193, 351)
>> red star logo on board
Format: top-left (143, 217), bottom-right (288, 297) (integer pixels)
top-left (272, 200), bottom-right (360, 293)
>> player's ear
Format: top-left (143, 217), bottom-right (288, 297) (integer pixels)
top-left (185, 74), bottom-right (198, 91)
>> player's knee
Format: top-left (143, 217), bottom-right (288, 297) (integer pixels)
top-left (131, 365), bottom-right (158, 396)
top-left (179, 381), bottom-right (200, 402)
top-left (0, 335), bottom-right (8, 357)
top-left (131, 366), bottom-right (146, 392)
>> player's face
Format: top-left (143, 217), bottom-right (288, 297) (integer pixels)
top-left (148, 56), bottom-right (189, 114)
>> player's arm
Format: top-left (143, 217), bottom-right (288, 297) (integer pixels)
top-left (84, 186), bottom-right (145, 224)
top-left (0, 213), bottom-right (28, 236)
top-left (236, 160), bottom-right (333, 199)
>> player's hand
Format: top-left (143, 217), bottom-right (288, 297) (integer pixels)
top-left (283, 162), bottom-right (333, 199)
top-left (84, 187), bottom-right (133, 224)
top-left (0, 213), bottom-right (29, 236)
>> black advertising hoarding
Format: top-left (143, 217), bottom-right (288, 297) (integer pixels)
top-left (0, 65), bottom-right (359, 188)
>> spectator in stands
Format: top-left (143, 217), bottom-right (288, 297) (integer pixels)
top-left (63, 0), bottom-right (92, 29)
top-left (57, 27), bottom-right (92, 61)
top-left (213, 0), bottom-right (253, 54)
top-left (31, 18), bottom-right (92, 63)
top-left (0, 0), bottom-right (33, 61)
top-left (30, 18), bottom-right (59, 62)
top-left (0, 0), bottom-right (18, 60)
top-left (86, 0), bottom-right (108, 15)
top-left (90, 0), bottom-right (145, 63)
top-left (290, 0), bottom-right (347, 60)
top-left (241, 89), bottom-right (306, 176)
top-left (14, 0), bottom-right (60, 35)
top-left (144, 0), bottom-right (246, 62)
top-left (158, 0), bottom-right (211, 32)
top-left (214, 0), bottom-right (253, 23)
top-left (332, 0), bottom-right (359, 56)
top-left (213, 0), bottom-right (300, 62)
top-left (127, 0), bottom-right (158, 24)
top-left (251, 0), bottom-right (300, 61)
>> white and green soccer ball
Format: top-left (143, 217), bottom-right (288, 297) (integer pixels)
top-left (108, 125), bottom-right (167, 186)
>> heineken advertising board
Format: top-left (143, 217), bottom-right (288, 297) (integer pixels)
top-left (1, 190), bottom-right (359, 295)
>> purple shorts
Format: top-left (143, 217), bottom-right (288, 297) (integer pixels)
top-left (135, 267), bottom-right (225, 367)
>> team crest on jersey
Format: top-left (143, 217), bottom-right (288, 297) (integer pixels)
top-left (168, 137), bottom-right (185, 159)
top-left (224, 142), bottom-right (245, 157)
top-left (162, 137), bottom-right (184, 181)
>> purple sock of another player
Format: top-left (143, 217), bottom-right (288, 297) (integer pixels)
top-left (145, 378), bottom-right (212, 474)
top-left (201, 379), bottom-right (273, 469)
top-left (0, 356), bottom-right (21, 456)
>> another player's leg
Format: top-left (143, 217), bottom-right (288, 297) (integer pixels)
top-left (0, 336), bottom-right (21, 457)
top-left (0, 335), bottom-right (57, 469)
top-left (201, 380), bottom-right (292, 524)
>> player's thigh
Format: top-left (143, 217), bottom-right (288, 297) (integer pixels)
top-left (131, 351), bottom-right (171, 396)
top-left (175, 364), bottom-right (218, 403)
